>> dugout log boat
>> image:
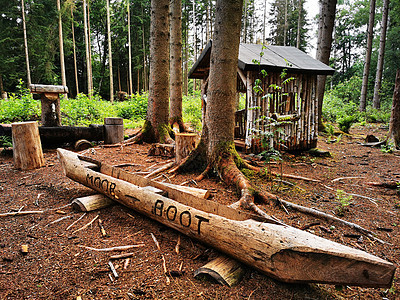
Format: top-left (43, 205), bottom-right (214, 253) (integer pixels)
top-left (57, 148), bottom-right (396, 287)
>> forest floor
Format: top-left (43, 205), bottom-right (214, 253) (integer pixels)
top-left (0, 124), bottom-right (399, 300)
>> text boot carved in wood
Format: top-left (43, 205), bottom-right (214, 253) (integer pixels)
top-left (104, 117), bottom-right (124, 144)
top-left (30, 84), bottom-right (68, 127)
top-left (12, 121), bottom-right (45, 170)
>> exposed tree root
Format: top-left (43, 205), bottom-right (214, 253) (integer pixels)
top-left (168, 144), bottom-right (386, 244)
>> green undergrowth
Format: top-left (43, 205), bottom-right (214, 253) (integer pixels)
top-left (0, 82), bottom-right (203, 131)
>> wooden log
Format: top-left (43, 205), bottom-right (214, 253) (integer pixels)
top-left (58, 148), bottom-right (396, 287)
top-left (12, 121), bottom-right (45, 170)
top-left (74, 139), bottom-right (92, 151)
top-left (104, 118), bottom-right (124, 144)
top-left (30, 84), bottom-right (68, 94)
top-left (161, 182), bottom-right (210, 199)
top-left (71, 194), bottom-right (115, 212)
top-left (175, 133), bottom-right (198, 163)
top-left (1, 124), bottom-right (105, 145)
top-left (148, 143), bottom-right (175, 158)
top-left (194, 255), bottom-right (244, 287)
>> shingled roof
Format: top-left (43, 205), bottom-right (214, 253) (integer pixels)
top-left (189, 41), bottom-right (335, 79)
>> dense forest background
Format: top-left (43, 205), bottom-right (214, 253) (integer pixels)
top-left (0, 0), bottom-right (399, 120)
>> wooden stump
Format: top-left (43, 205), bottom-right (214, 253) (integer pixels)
top-left (11, 121), bottom-right (45, 170)
top-left (175, 133), bottom-right (198, 163)
top-left (104, 117), bottom-right (124, 144)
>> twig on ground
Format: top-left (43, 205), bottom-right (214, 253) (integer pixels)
top-left (331, 176), bottom-right (365, 182)
top-left (109, 252), bottom-right (135, 260)
top-left (66, 213), bottom-right (86, 230)
top-left (78, 244), bottom-right (145, 252)
top-left (0, 210), bottom-right (44, 217)
top-left (108, 261), bottom-right (119, 278)
top-left (46, 215), bottom-right (72, 227)
top-left (71, 215), bottom-right (99, 234)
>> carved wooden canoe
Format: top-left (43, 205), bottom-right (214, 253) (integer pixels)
top-left (57, 148), bottom-right (396, 287)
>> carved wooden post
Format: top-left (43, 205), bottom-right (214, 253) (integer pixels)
top-left (104, 117), bottom-right (124, 144)
top-left (12, 121), bottom-right (45, 170)
top-left (175, 133), bottom-right (199, 163)
top-left (30, 84), bottom-right (68, 127)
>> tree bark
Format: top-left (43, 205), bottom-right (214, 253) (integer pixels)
top-left (205, 0), bottom-right (243, 158)
top-left (372, 0), bottom-right (390, 109)
top-left (143, 0), bottom-right (171, 143)
top-left (359, 0), bottom-right (376, 111)
top-left (21, 0), bottom-right (31, 87)
top-left (71, 6), bottom-right (79, 96)
top-left (316, 0), bottom-right (337, 130)
top-left (127, 0), bottom-right (132, 95)
top-left (389, 69), bottom-right (400, 148)
top-left (12, 122), bottom-right (45, 170)
top-left (169, 0), bottom-right (184, 130)
top-left (87, 0), bottom-right (93, 94)
top-left (296, 0), bottom-right (302, 49)
top-left (107, 0), bottom-right (114, 102)
top-left (83, 0), bottom-right (91, 96)
top-left (57, 0), bottom-right (67, 91)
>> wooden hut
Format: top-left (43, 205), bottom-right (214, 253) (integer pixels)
top-left (189, 41), bottom-right (335, 151)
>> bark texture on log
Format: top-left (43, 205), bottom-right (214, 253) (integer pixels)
top-left (58, 148), bottom-right (396, 287)
top-left (12, 121), bottom-right (45, 170)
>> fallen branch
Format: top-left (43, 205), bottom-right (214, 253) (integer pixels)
top-left (144, 161), bottom-right (175, 178)
top-left (0, 210), bottom-right (44, 217)
top-left (150, 233), bottom-right (170, 285)
top-left (332, 176), bottom-right (365, 182)
top-left (78, 244), bottom-right (145, 252)
top-left (366, 181), bottom-right (399, 189)
top-left (71, 215), bottom-right (99, 234)
top-left (322, 184), bottom-right (379, 206)
top-left (272, 172), bottom-right (321, 183)
top-left (258, 190), bottom-right (386, 244)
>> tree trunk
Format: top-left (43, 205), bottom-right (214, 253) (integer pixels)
top-left (127, 0), bottom-right (132, 95)
top-left (71, 6), bottom-right (79, 96)
top-left (283, 0), bottom-right (288, 45)
top-left (87, 0), bottom-right (93, 94)
top-left (21, 0), bottom-right (31, 87)
top-left (83, 0), bottom-right (91, 96)
top-left (205, 0), bottom-right (242, 158)
top-left (57, 0), bottom-right (67, 91)
top-left (12, 122), bottom-right (45, 170)
top-left (359, 0), bottom-right (376, 112)
top-left (141, 4), bottom-right (147, 92)
top-left (296, 0), bottom-right (302, 49)
top-left (169, 0), bottom-right (184, 130)
top-left (143, 0), bottom-right (171, 143)
top-left (372, 0), bottom-right (390, 109)
top-left (107, 0), bottom-right (114, 102)
top-left (316, 0), bottom-right (337, 130)
top-left (389, 69), bottom-right (400, 148)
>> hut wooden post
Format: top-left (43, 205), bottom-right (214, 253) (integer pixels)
top-left (12, 121), bottom-right (45, 170)
top-left (175, 133), bottom-right (198, 163)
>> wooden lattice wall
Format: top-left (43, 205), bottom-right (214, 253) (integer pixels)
top-left (237, 71), bottom-right (318, 151)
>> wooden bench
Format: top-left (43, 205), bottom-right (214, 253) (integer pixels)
top-left (30, 84), bottom-right (68, 127)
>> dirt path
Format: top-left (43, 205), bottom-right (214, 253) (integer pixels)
top-left (0, 125), bottom-right (399, 299)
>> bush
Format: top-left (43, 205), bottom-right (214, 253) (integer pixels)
top-left (60, 93), bottom-right (116, 126)
top-left (182, 93), bottom-right (202, 131)
top-left (322, 92), bottom-right (360, 123)
top-left (0, 79), bottom-right (40, 123)
top-left (116, 93), bottom-right (148, 121)
top-left (365, 107), bottom-right (391, 123)
top-left (338, 115), bottom-right (357, 133)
